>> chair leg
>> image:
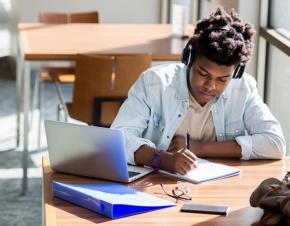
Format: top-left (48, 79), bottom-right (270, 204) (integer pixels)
top-left (54, 81), bottom-right (69, 122)
top-left (57, 104), bottom-right (63, 121)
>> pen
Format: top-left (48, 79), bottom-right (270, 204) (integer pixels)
top-left (185, 132), bottom-right (198, 167)
top-left (185, 133), bottom-right (190, 150)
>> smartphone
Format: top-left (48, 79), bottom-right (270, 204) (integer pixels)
top-left (180, 204), bottom-right (229, 215)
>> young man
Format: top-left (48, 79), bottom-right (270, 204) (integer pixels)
top-left (111, 7), bottom-right (285, 175)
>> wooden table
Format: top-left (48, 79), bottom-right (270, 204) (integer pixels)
top-left (18, 23), bottom-right (193, 61)
top-left (42, 156), bottom-right (290, 226)
top-left (17, 23), bottom-right (193, 194)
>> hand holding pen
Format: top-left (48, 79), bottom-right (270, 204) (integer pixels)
top-left (166, 133), bottom-right (198, 174)
top-left (183, 132), bottom-right (198, 167)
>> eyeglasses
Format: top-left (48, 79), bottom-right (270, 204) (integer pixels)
top-left (160, 184), bottom-right (192, 201)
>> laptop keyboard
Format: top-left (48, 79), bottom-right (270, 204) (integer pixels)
top-left (128, 171), bottom-right (141, 178)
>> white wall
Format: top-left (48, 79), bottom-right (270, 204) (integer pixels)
top-left (18, 0), bottom-right (161, 23)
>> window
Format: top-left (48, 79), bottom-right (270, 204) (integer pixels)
top-left (269, 0), bottom-right (290, 31)
top-left (266, 44), bottom-right (290, 151)
top-left (259, 0), bottom-right (290, 154)
top-left (169, 0), bottom-right (193, 23)
top-left (199, 0), bottom-right (212, 20)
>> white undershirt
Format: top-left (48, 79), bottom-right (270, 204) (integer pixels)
top-left (175, 92), bottom-right (216, 142)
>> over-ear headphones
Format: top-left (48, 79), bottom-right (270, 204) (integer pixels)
top-left (182, 42), bottom-right (245, 79)
top-left (182, 25), bottom-right (246, 79)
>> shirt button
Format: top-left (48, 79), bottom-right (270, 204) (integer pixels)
top-left (167, 135), bottom-right (170, 139)
top-left (219, 134), bottom-right (222, 137)
top-left (214, 110), bottom-right (217, 113)
top-left (235, 129), bottom-right (239, 133)
top-left (178, 114), bottom-right (181, 118)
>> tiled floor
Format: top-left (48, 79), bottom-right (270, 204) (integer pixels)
top-left (0, 75), bottom-right (72, 225)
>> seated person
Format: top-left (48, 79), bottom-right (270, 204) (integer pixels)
top-left (111, 7), bottom-right (286, 175)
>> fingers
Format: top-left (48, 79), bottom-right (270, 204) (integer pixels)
top-left (176, 166), bottom-right (187, 175)
top-left (168, 144), bottom-right (179, 153)
top-left (178, 148), bottom-right (197, 165)
top-left (184, 149), bottom-right (198, 167)
top-left (174, 149), bottom-right (198, 175)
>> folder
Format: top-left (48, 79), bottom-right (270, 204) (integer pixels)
top-left (53, 181), bottom-right (175, 219)
top-left (159, 158), bottom-right (241, 184)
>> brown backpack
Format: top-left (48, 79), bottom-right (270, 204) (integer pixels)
top-left (250, 172), bottom-right (290, 225)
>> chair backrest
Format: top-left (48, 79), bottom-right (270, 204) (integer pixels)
top-left (39, 12), bottom-right (68, 23)
top-left (69, 11), bottom-right (99, 23)
top-left (69, 54), bottom-right (151, 126)
top-left (39, 11), bottom-right (99, 24)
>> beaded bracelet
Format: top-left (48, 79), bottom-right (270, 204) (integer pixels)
top-left (148, 149), bottom-right (163, 171)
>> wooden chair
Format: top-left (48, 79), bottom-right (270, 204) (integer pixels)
top-left (34, 11), bottom-right (100, 150)
top-left (39, 11), bottom-right (100, 24)
top-left (37, 11), bottom-right (100, 84)
top-left (57, 54), bottom-right (151, 126)
top-left (37, 11), bottom-right (100, 85)
top-left (69, 11), bottom-right (100, 23)
top-left (39, 12), bottom-right (68, 23)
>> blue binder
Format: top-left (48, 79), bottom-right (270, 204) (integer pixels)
top-left (53, 181), bottom-right (175, 219)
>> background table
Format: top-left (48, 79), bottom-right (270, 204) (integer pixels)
top-left (17, 23), bottom-right (193, 194)
top-left (42, 156), bottom-right (290, 226)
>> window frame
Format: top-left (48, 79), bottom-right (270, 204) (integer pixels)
top-left (258, 0), bottom-right (290, 102)
top-left (258, 0), bottom-right (290, 155)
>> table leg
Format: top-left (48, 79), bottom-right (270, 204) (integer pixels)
top-left (21, 62), bottom-right (31, 195)
top-left (16, 41), bottom-right (23, 148)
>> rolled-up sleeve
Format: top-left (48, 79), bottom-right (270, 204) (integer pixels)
top-left (235, 78), bottom-right (286, 160)
top-left (111, 73), bottom-right (155, 165)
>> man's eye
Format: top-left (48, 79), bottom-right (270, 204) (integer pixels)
top-left (218, 78), bottom-right (228, 83)
top-left (198, 70), bottom-right (208, 77)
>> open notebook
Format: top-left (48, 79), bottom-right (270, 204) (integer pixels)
top-left (159, 158), bottom-right (241, 184)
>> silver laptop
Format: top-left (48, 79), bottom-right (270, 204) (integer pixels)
top-left (44, 120), bottom-right (154, 182)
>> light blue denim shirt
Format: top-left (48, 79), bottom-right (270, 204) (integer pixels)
top-left (111, 63), bottom-right (286, 164)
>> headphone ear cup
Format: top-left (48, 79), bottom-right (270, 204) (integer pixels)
top-left (182, 39), bottom-right (195, 66)
top-left (233, 65), bottom-right (240, 79)
top-left (182, 47), bottom-right (189, 65)
top-left (182, 46), bottom-right (195, 66)
top-left (187, 48), bottom-right (195, 66)
top-left (233, 64), bottom-right (245, 79)
top-left (238, 64), bottom-right (245, 78)
top-left (182, 44), bottom-right (191, 65)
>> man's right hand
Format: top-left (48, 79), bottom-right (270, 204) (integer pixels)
top-left (161, 148), bottom-right (198, 175)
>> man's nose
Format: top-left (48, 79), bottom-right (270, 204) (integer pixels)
top-left (205, 78), bottom-right (216, 90)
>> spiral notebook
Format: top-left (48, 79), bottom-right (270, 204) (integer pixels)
top-left (159, 158), bottom-right (241, 184)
